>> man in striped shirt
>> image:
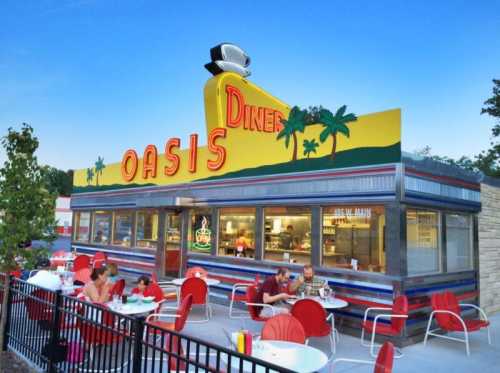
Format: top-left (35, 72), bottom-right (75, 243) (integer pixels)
top-left (290, 264), bottom-right (327, 296)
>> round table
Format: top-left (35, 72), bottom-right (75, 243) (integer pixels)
top-left (286, 296), bottom-right (349, 309)
top-left (50, 256), bottom-right (76, 262)
top-left (107, 301), bottom-right (159, 315)
top-left (172, 278), bottom-right (220, 286)
top-left (222, 340), bottom-right (328, 373)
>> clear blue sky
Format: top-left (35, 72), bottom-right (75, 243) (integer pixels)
top-left (1, 0), bottom-right (499, 171)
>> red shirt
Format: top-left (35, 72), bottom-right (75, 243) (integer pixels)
top-left (256, 276), bottom-right (281, 305)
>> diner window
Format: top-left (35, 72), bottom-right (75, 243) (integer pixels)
top-left (74, 211), bottom-right (91, 242)
top-left (189, 209), bottom-right (213, 254)
top-left (407, 209), bottom-right (441, 275)
top-left (113, 211), bottom-right (133, 246)
top-left (92, 211), bottom-right (112, 244)
top-left (135, 210), bottom-right (159, 249)
top-left (446, 214), bottom-right (473, 271)
top-left (322, 206), bottom-right (385, 272)
top-left (264, 207), bottom-right (311, 264)
top-left (218, 208), bottom-right (256, 258)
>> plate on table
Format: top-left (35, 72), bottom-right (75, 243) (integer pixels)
top-left (127, 296), bottom-right (138, 303)
top-left (142, 296), bottom-right (155, 303)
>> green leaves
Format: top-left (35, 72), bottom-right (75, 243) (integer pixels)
top-left (303, 138), bottom-right (319, 157)
top-left (0, 124), bottom-right (57, 272)
top-left (277, 106), bottom-right (308, 160)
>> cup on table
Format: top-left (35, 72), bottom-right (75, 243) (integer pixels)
top-left (122, 295), bottom-right (128, 304)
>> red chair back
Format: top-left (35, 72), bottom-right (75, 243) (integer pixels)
top-left (245, 285), bottom-right (263, 320)
top-left (374, 341), bottom-right (394, 373)
top-left (145, 282), bottom-right (166, 303)
top-left (261, 314), bottom-right (306, 344)
top-left (74, 268), bottom-right (91, 284)
top-left (174, 294), bottom-right (193, 332)
top-left (77, 304), bottom-right (118, 345)
top-left (25, 289), bottom-right (54, 321)
top-left (391, 295), bottom-right (408, 332)
top-left (109, 279), bottom-right (125, 297)
top-left (92, 252), bottom-right (107, 269)
top-left (291, 299), bottom-right (331, 337)
top-left (73, 255), bottom-right (91, 272)
top-left (180, 278), bottom-right (208, 305)
top-left (431, 292), bottom-right (461, 331)
top-left (185, 266), bottom-right (208, 279)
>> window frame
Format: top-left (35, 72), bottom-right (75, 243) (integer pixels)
top-left (134, 209), bottom-right (160, 249)
top-left (73, 211), bottom-right (91, 243)
top-left (445, 213), bottom-right (474, 272)
top-left (217, 207), bottom-right (257, 259)
top-left (91, 210), bottom-right (113, 245)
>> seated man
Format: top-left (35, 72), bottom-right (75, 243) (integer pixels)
top-left (290, 264), bottom-right (327, 296)
top-left (256, 267), bottom-right (292, 317)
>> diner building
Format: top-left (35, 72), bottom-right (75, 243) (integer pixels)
top-left (70, 48), bottom-right (483, 343)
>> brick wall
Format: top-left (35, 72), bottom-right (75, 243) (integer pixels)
top-left (479, 182), bottom-right (500, 315)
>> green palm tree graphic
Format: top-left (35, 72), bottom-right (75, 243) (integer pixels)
top-left (86, 168), bottom-right (94, 185)
top-left (303, 138), bottom-right (319, 158)
top-left (276, 106), bottom-right (307, 161)
top-left (318, 106), bottom-right (357, 159)
top-left (94, 156), bottom-right (106, 186)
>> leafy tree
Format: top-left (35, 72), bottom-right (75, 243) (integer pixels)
top-left (0, 124), bottom-right (57, 361)
top-left (42, 166), bottom-right (73, 196)
top-left (94, 156), bottom-right (105, 186)
top-left (303, 138), bottom-right (319, 158)
top-left (277, 106), bottom-right (307, 161)
top-left (86, 167), bottom-right (94, 185)
top-left (481, 79), bottom-right (500, 134)
top-left (318, 106), bottom-right (357, 159)
top-left (478, 79), bottom-right (500, 177)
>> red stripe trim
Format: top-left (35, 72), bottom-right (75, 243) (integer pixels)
top-left (336, 295), bottom-right (389, 309)
top-left (406, 168), bottom-right (480, 190)
top-left (208, 274), bottom-right (256, 285)
top-left (110, 258), bottom-right (155, 270)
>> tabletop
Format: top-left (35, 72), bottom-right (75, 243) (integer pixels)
top-left (222, 340), bottom-right (328, 373)
top-left (286, 296), bottom-right (349, 309)
top-left (50, 256), bottom-right (76, 261)
top-left (172, 278), bottom-right (220, 286)
top-left (107, 301), bottom-right (159, 315)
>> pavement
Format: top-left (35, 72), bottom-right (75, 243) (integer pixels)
top-left (179, 303), bottom-right (500, 373)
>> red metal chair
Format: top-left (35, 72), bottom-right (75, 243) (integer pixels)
top-left (244, 284), bottom-right (276, 322)
top-left (185, 266), bottom-right (208, 279)
top-left (92, 251), bottom-right (107, 269)
top-left (76, 304), bottom-right (128, 372)
top-left (74, 268), bottom-right (91, 285)
top-left (146, 294), bottom-right (193, 333)
top-left (361, 295), bottom-right (408, 358)
top-left (228, 274), bottom-right (260, 319)
top-left (109, 279), bottom-right (125, 297)
top-left (424, 291), bottom-right (491, 356)
top-left (261, 314), bottom-right (306, 344)
top-left (50, 250), bottom-right (68, 267)
top-left (332, 341), bottom-right (394, 373)
top-left (180, 277), bottom-right (211, 322)
top-left (73, 255), bottom-right (91, 272)
top-left (291, 298), bottom-right (337, 354)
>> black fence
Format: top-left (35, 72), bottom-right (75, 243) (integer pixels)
top-left (2, 276), bottom-right (295, 373)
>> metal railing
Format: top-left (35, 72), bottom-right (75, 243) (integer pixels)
top-left (2, 276), bottom-right (295, 373)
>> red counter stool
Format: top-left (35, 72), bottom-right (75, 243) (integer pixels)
top-left (361, 295), bottom-right (408, 358)
top-left (424, 291), bottom-right (491, 356)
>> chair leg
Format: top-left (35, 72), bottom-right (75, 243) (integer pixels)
top-left (330, 333), bottom-right (336, 355)
top-left (360, 327), bottom-right (371, 348)
top-left (487, 326), bottom-right (492, 345)
top-left (369, 328), bottom-right (377, 358)
top-left (423, 316), bottom-right (433, 346)
top-left (464, 329), bottom-right (470, 356)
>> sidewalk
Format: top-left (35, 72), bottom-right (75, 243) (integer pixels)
top-left (181, 304), bottom-right (500, 372)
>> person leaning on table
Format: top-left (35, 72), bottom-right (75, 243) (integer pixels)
top-left (256, 267), bottom-right (292, 317)
top-left (290, 264), bottom-right (327, 296)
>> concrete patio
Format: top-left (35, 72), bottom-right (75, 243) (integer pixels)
top-left (180, 303), bottom-right (500, 372)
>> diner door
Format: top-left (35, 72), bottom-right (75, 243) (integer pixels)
top-left (164, 211), bottom-right (182, 278)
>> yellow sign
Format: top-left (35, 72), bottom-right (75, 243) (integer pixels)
top-left (74, 65), bottom-right (401, 193)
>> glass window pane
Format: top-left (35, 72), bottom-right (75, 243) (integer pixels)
top-left (264, 207), bottom-right (311, 264)
top-left (188, 209), bottom-right (212, 254)
top-left (407, 209), bottom-right (440, 275)
top-left (92, 211), bottom-right (112, 244)
top-left (135, 210), bottom-right (159, 249)
top-left (74, 212), bottom-right (90, 242)
top-left (218, 208), bottom-right (256, 258)
top-left (446, 214), bottom-right (473, 271)
top-left (113, 211), bottom-right (132, 246)
top-left (322, 206), bottom-right (385, 272)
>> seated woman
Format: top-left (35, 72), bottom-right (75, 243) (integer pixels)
top-left (82, 267), bottom-right (113, 303)
top-left (106, 263), bottom-right (120, 284)
top-left (131, 275), bottom-right (151, 296)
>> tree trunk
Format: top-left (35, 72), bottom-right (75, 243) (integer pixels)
top-left (0, 274), bottom-right (11, 370)
top-left (96, 173), bottom-right (99, 186)
top-left (331, 133), bottom-right (337, 160)
top-left (292, 132), bottom-right (298, 161)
